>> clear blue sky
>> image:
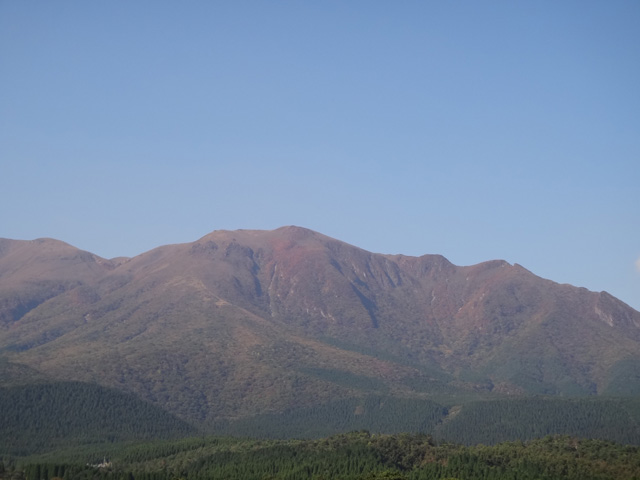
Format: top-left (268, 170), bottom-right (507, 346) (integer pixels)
top-left (1, 1), bottom-right (639, 311)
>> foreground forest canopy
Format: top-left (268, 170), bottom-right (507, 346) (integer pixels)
top-left (2, 432), bottom-right (640, 480)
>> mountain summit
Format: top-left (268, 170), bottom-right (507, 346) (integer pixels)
top-left (1, 226), bottom-right (639, 425)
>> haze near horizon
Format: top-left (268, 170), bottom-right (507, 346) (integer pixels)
top-left (1, 1), bottom-right (638, 310)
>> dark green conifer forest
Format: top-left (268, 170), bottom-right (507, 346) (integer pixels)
top-left (2, 382), bottom-right (640, 479)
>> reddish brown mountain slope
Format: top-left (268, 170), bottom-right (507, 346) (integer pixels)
top-left (0, 238), bottom-right (119, 326)
top-left (0, 226), bottom-right (638, 424)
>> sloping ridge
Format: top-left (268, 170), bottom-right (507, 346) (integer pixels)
top-left (0, 238), bottom-right (118, 325)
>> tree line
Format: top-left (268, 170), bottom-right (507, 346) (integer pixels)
top-left (4, 432), bottom-right (640, 480)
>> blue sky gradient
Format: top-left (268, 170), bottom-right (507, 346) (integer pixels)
top-left (1, 1), bottom-right (639, 310)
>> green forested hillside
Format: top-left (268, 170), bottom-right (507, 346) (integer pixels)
top-left (5, 433), bottom-right (640, 480)
top-left (215, 394), bottom-right (640, 446)
top-left (434, 397), bottom-right (640, 445)
top-left (3, 382), bottom-right (640, 460)
top-left (216, 395), bottom-right (447, 439)
top-left (0, 382), bottom-right (197, 456)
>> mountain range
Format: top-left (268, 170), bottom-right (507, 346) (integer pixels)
top-left (1, 226), bottom-right (639, 432)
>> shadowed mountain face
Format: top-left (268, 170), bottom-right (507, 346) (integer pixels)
top-left (1, 226), bottom-right (639, 425)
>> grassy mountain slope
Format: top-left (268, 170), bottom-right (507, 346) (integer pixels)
top-left (1, 227), bottom-right (639, 429)
top-left (0, 238), bottom-right (118, 327)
